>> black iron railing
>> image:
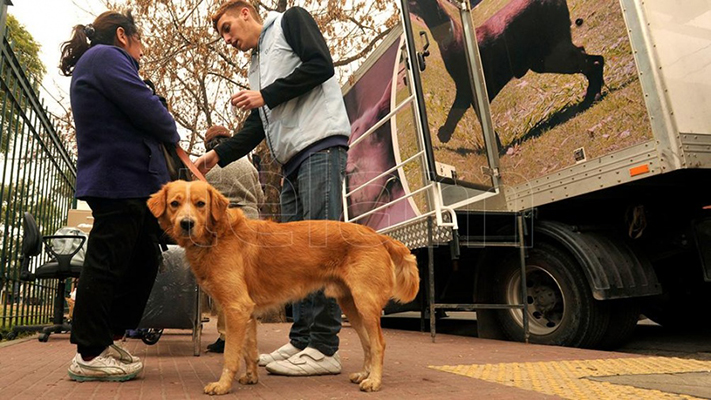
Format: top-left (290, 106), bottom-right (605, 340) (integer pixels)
top-left (1, 29), bottom-right (77, 335)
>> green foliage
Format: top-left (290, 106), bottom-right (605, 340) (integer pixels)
top-left (5, 14), bottom-right (46, 84)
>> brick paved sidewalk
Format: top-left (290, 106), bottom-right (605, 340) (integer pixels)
top-left (2, 318), bottom-right (708, 399)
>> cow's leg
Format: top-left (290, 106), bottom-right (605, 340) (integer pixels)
top-left (438, 87), bottom-right (472, 143)
top-left (535, 42), bottom-right (604, 108)
top-left (472, 99), bottom-right (505, 154)
top-left (581, 54), bottom-right (604, 107)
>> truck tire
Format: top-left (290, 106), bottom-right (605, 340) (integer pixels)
top-left (597, 299), bottom-right (640, 349)
top-left (494, 242), bottom-right (608, 348)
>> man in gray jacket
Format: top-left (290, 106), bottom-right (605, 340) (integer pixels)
top-left (196, 1), bottom-right (350, 376)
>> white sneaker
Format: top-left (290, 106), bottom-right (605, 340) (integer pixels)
top-left (258, 343), bottom-right (301, 367)
top-left (67, 348), bottom-right (143, 382)
top-left (107, 342), bottom-right (140, 363)
top-left (265, 347), bottom-right (341, 376)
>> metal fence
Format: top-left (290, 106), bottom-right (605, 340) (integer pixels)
top-left (0, 28), bottom-right (77, 335)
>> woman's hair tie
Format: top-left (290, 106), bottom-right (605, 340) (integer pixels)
top-left (84, 24), bottom-right (96, 40)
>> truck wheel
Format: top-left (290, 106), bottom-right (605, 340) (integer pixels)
top-left (597, 299), bottom-right (640, 349)
top-left (495, 242), bottom-right (607, 348)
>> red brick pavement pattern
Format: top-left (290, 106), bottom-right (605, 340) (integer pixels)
top-left (0, 319), bottom-right (634, 399)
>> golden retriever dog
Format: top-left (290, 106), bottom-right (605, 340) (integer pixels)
top-left (148, 180), bottom-right (419, 395)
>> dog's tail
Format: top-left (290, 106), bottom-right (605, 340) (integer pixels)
top-left (383, 236), bottom-right (420, 303)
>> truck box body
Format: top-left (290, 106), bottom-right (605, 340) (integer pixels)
top-left (342, 0), bottom-right (711, 347)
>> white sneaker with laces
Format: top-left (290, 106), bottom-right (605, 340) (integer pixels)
top-left (67, 348), bottom-right (143, 382)
top-left (107, 342), bottom-right (140, 363)
top-left (258, 343), bottom-right (301, 367)
top-left (265, 347), bottom-right (341, 376)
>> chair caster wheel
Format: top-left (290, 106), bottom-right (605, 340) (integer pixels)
top-left (38, 333), bottom-right (50, 342)
top-left (142, 329), bottom-right (163, 345)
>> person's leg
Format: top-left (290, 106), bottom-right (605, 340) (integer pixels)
top-left (297, 147), bottom-right (347, 356)
top-left (207, 299), bottom-right (226, 352)
top-left (281, 174), bottom-right (311, 351)
top-left (259, 175), bottom-right (306, 366)
top-left (216, 301), bottom-right (226, 341)
top-left (108, 201), bottom-right (161, 337)
top-left (70, 198), bottom-right (150, 359)
top-left (264, 148), bottom-right (347, 376)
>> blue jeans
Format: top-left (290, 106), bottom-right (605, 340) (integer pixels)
top-left (280, 147), bottom-right (346, 356)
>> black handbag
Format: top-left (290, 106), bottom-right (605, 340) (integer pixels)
top-left (161, 142), bottom-right (192, 181)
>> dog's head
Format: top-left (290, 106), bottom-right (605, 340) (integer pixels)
top-left (148, 180), bottom-right (230, 245)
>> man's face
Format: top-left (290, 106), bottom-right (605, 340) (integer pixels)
top-left (217, 8), bottom-right (254, 52)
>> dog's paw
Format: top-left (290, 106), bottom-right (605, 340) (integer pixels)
top-left (359, 378), bottom-right (382, 392)
top-left (238, 373), bottom-right (258, 385)
top-left (349, 371), bottom-right (369, 384)
top-left (204, 381), bottom-right (231, 395)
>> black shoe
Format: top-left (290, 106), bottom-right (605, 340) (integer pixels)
top-left (206, 338), bottom-right (225, 353)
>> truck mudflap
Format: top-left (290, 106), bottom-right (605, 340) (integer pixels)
top-left (536, 221), bottom-right (662, 300)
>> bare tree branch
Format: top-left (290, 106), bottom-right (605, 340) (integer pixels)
top-left (334, 26), bottom-right (393, 67)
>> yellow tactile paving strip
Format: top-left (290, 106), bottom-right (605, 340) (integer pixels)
top-left (430, 357), bottom-right (711, 400)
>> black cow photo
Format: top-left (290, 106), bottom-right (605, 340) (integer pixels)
top-left (407, 0), bottom-right (653, 186)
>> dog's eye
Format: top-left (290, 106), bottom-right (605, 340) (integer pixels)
top-left (196, 201), bottom-right (206, 208)
top-left (170, 201), bottom-right (180, 208)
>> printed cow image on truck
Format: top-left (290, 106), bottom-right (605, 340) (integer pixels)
top-left (343, 0), bottom-right (711, 349)
top-left (409, 0), bottom-right (604, 152)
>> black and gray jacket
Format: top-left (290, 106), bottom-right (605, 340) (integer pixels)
top-left (215, 7), bottom-right (351, 176)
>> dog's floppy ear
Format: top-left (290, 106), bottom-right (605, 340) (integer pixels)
top-left (147, 184), bottom-right (168, 219)
top-left (208, 184), bottom-right (229, 222)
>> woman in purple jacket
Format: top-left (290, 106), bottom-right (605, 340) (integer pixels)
top-left (59, 10), bottom-right (180, 382)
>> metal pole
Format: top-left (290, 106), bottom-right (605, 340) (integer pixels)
top-left (427, 218), bottom-right (436, 342)
top-left (0, 1), bottom-right (13, 47)
top-left (517, 214), bottom-right (529, 344)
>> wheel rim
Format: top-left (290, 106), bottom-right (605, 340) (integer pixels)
top-left (505, 265), bottom-right (566, 336)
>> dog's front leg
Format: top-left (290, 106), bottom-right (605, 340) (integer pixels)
top-left (238, 317), bottom-right (258, 385)
top-left (204, 303), bottom-right (254, 395)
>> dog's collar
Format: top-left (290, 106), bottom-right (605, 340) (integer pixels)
top-left (183, 232), bottom-right (217, 249)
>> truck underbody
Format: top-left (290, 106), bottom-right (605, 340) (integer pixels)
top-left (388, 169), bottom-right (711, 348)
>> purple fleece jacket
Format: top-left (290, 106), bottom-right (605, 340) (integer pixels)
top-left (70, 45), bottom-right (180, 199)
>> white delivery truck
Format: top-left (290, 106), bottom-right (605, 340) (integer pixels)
top-left (342, 0), bottom-right (711, 348)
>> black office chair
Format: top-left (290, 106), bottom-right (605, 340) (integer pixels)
top-left (8, 212), bottom-right (86, 342)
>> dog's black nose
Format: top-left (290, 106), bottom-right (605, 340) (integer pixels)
top-left (180, 218), bottom-right (195, 232)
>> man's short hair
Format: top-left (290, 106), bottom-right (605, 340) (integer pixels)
top-left (211, 1), bottom-right (262, 33)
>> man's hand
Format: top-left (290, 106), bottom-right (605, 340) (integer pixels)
top-left (231, 90), bottom-right (265, 111)
top-left (195, 150), bottom-right (220, 175)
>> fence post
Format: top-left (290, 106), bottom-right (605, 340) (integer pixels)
top-left (0, 1), bottom-right (11, 44)
top-left (0, 0), bottom-right (12, 59)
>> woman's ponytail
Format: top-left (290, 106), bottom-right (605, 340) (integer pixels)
top-left (59, 25), bottom-right (91, 76)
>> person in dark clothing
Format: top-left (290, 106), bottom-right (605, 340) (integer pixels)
top-left (196, 1), bottom-right (350, 376)
top-left (203, 125), bottom-right (264, 354)
top-left (59, 9), bottom-right (180, 382)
